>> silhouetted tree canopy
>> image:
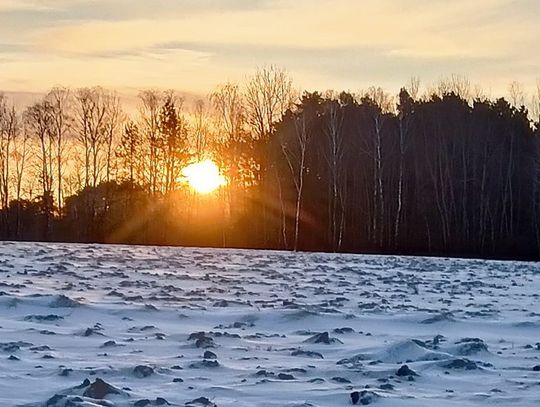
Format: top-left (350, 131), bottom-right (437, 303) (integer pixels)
top-left (1, 74), bottom-right (540, 260)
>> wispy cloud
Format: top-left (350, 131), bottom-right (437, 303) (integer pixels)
top-left (0, 0), bottom-right (54, 11)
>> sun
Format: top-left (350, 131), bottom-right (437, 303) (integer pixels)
top-left (181, 159), bottom-right (226, 194)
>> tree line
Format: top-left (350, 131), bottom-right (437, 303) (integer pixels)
top-left (1, 68), bottom-right (539, 259)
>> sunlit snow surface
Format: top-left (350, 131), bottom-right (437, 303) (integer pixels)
top-left (0, 242), bottom-right (539, 406)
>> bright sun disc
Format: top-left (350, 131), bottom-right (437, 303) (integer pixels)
top-left (182, 160), bottom-right (226, 194)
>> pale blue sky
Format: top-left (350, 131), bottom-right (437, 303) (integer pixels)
top-left (0, 0), bottom-right (538, 99)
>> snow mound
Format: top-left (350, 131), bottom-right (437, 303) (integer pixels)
top-left (443, 338), bottom-right (490, 356)
top-left (25, 378), bottom-right (130, 407)
top-left (49, 294), bottom-right (82, 308)
top-left (369, 339), bottom-right (451, 363)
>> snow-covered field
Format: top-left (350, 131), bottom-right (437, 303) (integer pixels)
top-left (0, 242), bottom-right (539, 407)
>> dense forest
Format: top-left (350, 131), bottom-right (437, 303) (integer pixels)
top-left (1, 68), bottom-right (539, 260)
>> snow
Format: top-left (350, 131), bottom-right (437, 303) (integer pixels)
top-left (0, 241), bottom-right (539, 406)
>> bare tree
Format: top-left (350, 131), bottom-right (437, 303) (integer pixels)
top-left (405, 76), bottom-right (421, 101)
top-left (11, 121), bottom-right (30, 238)
top-left (244, 66), bottom-right (296, 244)
top-left (472, 84), bottom-right (488, 101)
top-left (244, 65), bottom-right (295, 140)
top-left (138, 90), bottom-right (162, 193)
top-left (192, 99), bottom-right (210, 161)
top-left (117, 120), bottom-right (141, 184)
top-left (363, 87), bottom-right (393, 248)
top-left (531, 80), bottom-right (540, 252)
top-left (211, 83), bottom-right (245, 142)
top-left (46, 87), bottom-right (71, 213)
top-left (24, 100), bottom-right (55, 238)
top-left (0, 95), bottom-right (20, 236)
top-left (322, 98), bottom-right (346, 250)
top-left (280, 108), bottom-right (312, 251)
top-left (12, 122), bottom-right (30, 202)
top-left (508, 81), bottom-right (526, 107)
top-left (531, 79), bottom-right (540, 124)
top-left (425, 75), bottom-right (473, 102)
top-left (210, 82), bottom-right (249, 245)
top-left (74, 87), bottom-right (109, 188)
top-left (0, 95), bottom-right (18, 210)
top-left (394, 89), bottom-right (414, 248)
top-left (103, 91), bottom-right (122, 184)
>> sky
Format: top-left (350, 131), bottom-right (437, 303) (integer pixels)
top-left (0, 0), bottom-right (539, 102)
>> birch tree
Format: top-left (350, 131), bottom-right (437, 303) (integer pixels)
top-left (322, 97), bottom-right (346, 250)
